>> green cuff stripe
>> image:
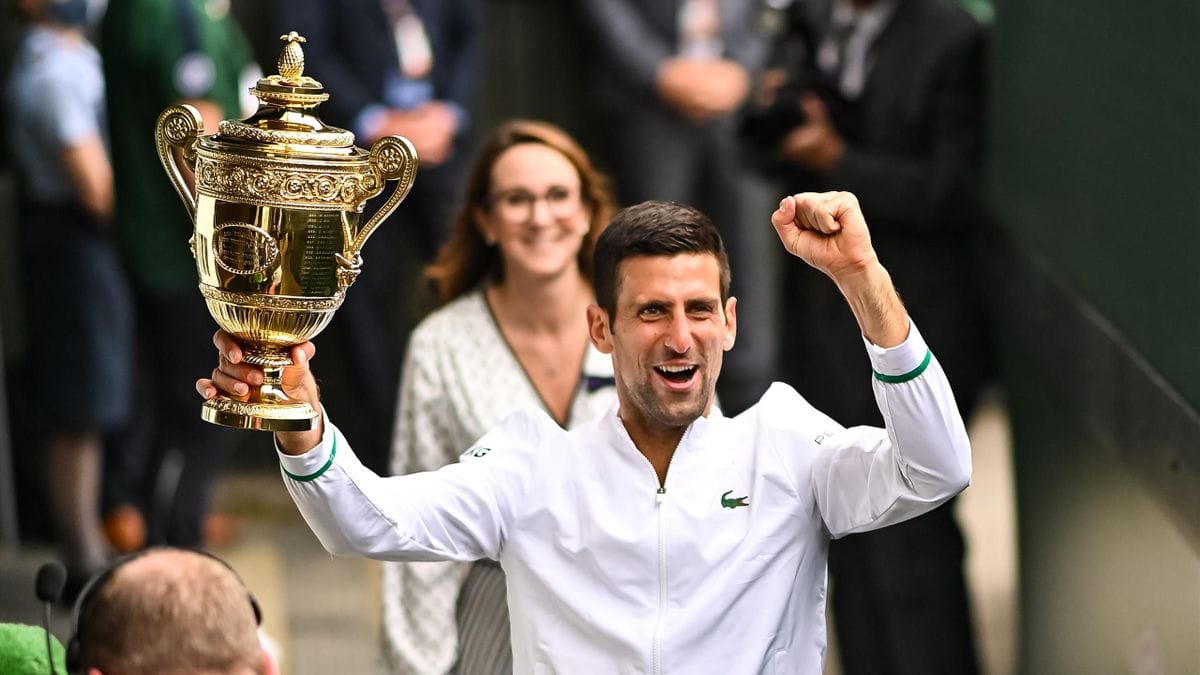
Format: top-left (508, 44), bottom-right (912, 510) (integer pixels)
top-left (873, 349), bottom-right (932, 384)
top-left (282, 433), bottom-right (337, 482)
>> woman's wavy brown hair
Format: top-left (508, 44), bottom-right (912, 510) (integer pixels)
top-left (425, 119), bottom-right (616, 305)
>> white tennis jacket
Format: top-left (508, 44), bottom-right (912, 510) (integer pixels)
top-left (279, 325), bottom-right (971, 674)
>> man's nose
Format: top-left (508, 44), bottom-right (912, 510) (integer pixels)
top-left (664, 314), bottom-right (693, 353)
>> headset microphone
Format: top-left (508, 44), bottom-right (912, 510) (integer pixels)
top-left (34, 561), bottom-right (67, 675)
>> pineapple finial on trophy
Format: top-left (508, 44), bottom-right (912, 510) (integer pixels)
top-left (277, 31), bottom-right (307, 84)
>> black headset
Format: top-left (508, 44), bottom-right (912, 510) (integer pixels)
top-left (64, 548), bottom-right (262, 674)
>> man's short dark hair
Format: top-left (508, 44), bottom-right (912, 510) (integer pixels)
top-left (593, 201), bottom-right (732, 318)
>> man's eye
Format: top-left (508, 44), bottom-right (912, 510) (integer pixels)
top-left (640, 306), bottom-right (664, 317)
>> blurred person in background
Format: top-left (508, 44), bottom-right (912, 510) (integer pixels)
top-left (577, 0), bottom-right (781, 415)
top-left (753, 0), bottom-right (991, 671)
top-left (6, 0), bottom-right (132, 591)
top-left (379, 119), bottom-right (618, 674)
top-left (99, 0), bottom-right (259, 552)
top-left (280, 0), bottom-right (481, 474)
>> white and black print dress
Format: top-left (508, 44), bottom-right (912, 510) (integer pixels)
top-left (380, 289), bottom-right (616, 675)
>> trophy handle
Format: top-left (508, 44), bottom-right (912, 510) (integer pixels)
top-left (345, 135), bottom-right (418, 261)
top-left (155, 104), bottom-right (204, 218)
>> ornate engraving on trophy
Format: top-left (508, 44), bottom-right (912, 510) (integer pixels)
top-left (295, 211), bottom-right (342, 297)
top-left (155, 31), bottom-right (418, 431)
top-left (214, 221), bottom-right (281, 276)
top-left (195, 154), bottom-right (382, 210)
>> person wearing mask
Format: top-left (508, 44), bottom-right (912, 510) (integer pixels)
top-left (6, 0), bottom-right (133, 590)
top-left (378, 120), bottom-right (618, 674)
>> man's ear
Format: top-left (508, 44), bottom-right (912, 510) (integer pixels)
top-left (587, 304), bottom-right (614, 354)
top-left (722, 296), bottom-right (737, 351)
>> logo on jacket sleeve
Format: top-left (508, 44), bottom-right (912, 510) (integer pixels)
top-left (721, 490), bottom-right (750, 509)
top-left (462, 446), bottom-right (493, 459)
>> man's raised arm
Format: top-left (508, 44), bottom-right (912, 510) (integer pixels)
top-left (195, 331), bottom-right (519, 562)
top-left (770, 192), bottom-right (972, 536)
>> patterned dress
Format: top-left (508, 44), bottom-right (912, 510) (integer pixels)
top-left (380, 289), bottom-right (617, 674)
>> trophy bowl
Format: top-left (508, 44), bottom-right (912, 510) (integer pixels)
top-left (155, 32), bottom-right (417, 431)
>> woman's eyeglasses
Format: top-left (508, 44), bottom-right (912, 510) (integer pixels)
top-left (490, 186), bottom-right (582, 221)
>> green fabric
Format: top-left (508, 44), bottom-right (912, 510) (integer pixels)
top-left (283, 432), bottom-right (338, 482)
top-left (0, 623), bottom-right (67, 675)
top-left (101, 0), bottom-right (253, 293)
top-left (873, 349), bottom-right (933, 384)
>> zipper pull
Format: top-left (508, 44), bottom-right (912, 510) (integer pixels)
top-left (656, 486), bottom-right (666, 504)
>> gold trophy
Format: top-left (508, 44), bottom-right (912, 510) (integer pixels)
top-left (155, 32), bottom-right (417, 431)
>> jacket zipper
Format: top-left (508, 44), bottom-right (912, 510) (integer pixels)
top-left (639, 431), bottom-right (686, 675)
top-left (654, 484), bottom-right (666, 675)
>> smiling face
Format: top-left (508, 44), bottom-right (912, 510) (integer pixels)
top-left (588, 253), bottom-right (737, 436)
top-left (474, 143), bottom-right (592, 283)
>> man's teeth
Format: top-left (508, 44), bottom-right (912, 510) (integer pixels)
top-left (657, 365), bottom-right (695, 373)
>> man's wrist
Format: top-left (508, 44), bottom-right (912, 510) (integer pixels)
top-left (836, 261), bottom-right (910, 348)
top-left (276, 421), bottom-right (324, 457)
top-left (829, 254), bottom-right (883, 289)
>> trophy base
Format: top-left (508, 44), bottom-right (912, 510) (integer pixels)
top-left (202, 395), bottom-right (319, 432)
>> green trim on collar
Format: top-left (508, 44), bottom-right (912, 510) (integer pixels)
top-left (282, 433), bottom-right (337, 482)
top-left (873, 349), bottom-right (932, 384)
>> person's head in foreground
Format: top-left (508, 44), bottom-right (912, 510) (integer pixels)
top-left (427, 118), bottom-right (616, 303)
top-left (69, 548), bottom-right (265, 675)
top-left (587, 200), bottom-right (736, 440)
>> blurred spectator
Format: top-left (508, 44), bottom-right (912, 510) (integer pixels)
top-left (379, 120), bottom-right (618, 674)
top-left (99, 0), bottom-right (258, 551)
top-left (68, 547), bottom-right (270, 675)
top-left (577, 0), bottom-right (780, 414)
top-left (279, 0), bottom-right (481, 473)
top-left (5, 0), bottom-right (132, 587)
top-left (762, 0), bottom-right (990, 672)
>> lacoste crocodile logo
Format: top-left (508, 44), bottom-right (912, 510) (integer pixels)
top-left (721, 490), bottom-right (750, 509)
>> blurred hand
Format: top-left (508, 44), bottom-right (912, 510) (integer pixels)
top-left (195, 330), bottom-right (323, 454)
top-left (376, 101), bottom-right (458, 166)
top-left (752, 67), bottom-right (789, 108)
top-left (657, 58), bottom-right (750, 122)
top-left (780, 94), bottom-right (846, 173)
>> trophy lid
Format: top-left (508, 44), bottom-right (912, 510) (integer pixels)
top-left (214, 32), bottom-right (358, 155)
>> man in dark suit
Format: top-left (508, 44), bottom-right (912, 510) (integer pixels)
top-left (577, 0), bottom-right (780, 414)
top-left (277, 0), bottom-right (480, 473)
top-left (766, 0), bottom-right (990, 672)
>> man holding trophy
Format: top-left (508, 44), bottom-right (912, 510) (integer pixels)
top-left (168, 33), bottom-right (972, 674)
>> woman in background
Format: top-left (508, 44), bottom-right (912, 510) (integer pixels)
top-left (380, 120), bottom-right (618, 674)
top-left (6, 0), bottom-right (132, 591)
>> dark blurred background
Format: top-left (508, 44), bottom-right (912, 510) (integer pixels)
top-left (0, 0), bottom-right (1196, 672)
